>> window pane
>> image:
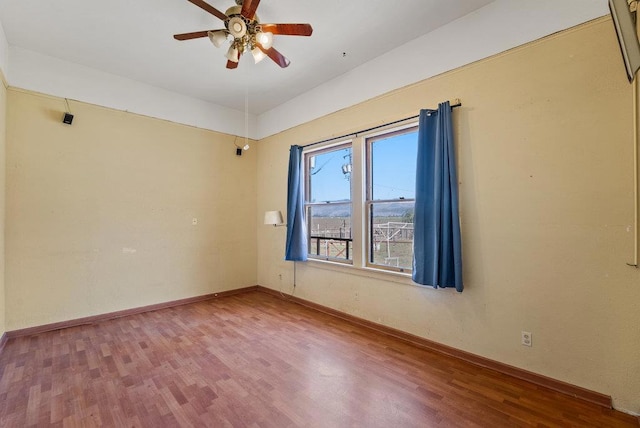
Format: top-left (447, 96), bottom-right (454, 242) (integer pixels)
top-left (308, 146), bottom-right (352, 203)
top-left (308, 203), bottom-right (352, 261)
top-left (370, 202), bottom-right (414, 270)
top-left (370, 130), bottom-right (417, 200)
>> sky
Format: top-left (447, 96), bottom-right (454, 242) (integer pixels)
top-left (308, 130), bottom-right (418, 203)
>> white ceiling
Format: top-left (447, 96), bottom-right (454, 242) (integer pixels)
top-left (0, 0), bottom-right (609, 139)
top-left (0, 0), bottom-right (494, 114)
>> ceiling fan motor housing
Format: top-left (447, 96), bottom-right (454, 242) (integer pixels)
top-left (228, 16), bottom-right (247, 38)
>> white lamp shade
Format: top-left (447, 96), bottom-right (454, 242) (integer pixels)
top-left (208, 30), bottom-right (228, 48)
top-left (264, 210), bottom-right (284, 226)
top-left (252, 46), bottom-right (267, 64)
top-left (256, 32), bottom-right (273, 49)
top-left (226, 45), bottom-right (239, 62)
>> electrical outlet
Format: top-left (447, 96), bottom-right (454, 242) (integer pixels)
top-left (521, 331), bottom-right (532, 347)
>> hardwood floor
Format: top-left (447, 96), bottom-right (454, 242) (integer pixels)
top-left (0, 291), bottom-right (636, 427)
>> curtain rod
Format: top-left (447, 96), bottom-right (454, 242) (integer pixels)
top-left (300, 99), bottom-right (462, 149)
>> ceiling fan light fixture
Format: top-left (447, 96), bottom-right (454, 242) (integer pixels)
top-left (252, 46), bottom-right (267, 63)
top-left (226, 45), bottom-right (240, 62)
top-left (256, 31), bottom-right (273, 49)
top-left (208, 30), bottom-right (229, 48)
top-left (176, 0), bottom-right (312, 69)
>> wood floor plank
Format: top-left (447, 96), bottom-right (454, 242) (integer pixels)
top-left (0, 291), bottom-right (637, 427)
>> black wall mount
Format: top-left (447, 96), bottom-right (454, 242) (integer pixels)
top-left (62, 112), bottom-right (74, 125)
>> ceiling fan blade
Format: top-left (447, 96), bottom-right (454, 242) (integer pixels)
top-left (241, 0), bottom-right (261, 19)
top-left (226, 60), bottom-right (239, 69)
top-left (187, 0), bottom-right (227, 21)
top-left (173, 30), bottom-right (211, 41)
top-left (260, 23), bottom-right (313, 36)
top-left (259, 45), bottom-right (290, 68)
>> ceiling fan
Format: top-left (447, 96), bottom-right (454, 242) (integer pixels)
top-left (174, 0), bottom-right (313, 69)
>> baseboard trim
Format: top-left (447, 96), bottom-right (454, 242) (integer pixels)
top-left (6, 286), bottom-right (259, 339)
top-left (0, 332), bottom-right (7, 355)
top-left (256, 286), bottom-right (612, 409)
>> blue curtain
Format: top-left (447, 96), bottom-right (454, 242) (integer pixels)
top-left (285, 145), bottom-right (308, 261)
top-left (412, 101), bottom-right (463, 292)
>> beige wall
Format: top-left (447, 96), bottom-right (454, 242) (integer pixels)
top-left (256, 19), bottom-right (640, 414)
top-left (0, 75), bottom-right (6, 337)
top-left (6, 89), bottom-right (257, 330)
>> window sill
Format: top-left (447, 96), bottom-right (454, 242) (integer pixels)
top-left (304, 258), bottom-right (416, 286)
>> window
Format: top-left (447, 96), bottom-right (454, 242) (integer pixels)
top-left (366, 127), bottom-right (418, 272)
top-left (303, 123), bottom-right (418, 273)
top-left (305, 143), bottom-right (353, 262)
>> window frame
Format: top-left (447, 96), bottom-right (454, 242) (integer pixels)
top-left (365, 125), bottom-right (418, 273)
top-left (304, 141), bottom-right (354, 264)
top-left (302, 120), bottom-right (419, 276)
